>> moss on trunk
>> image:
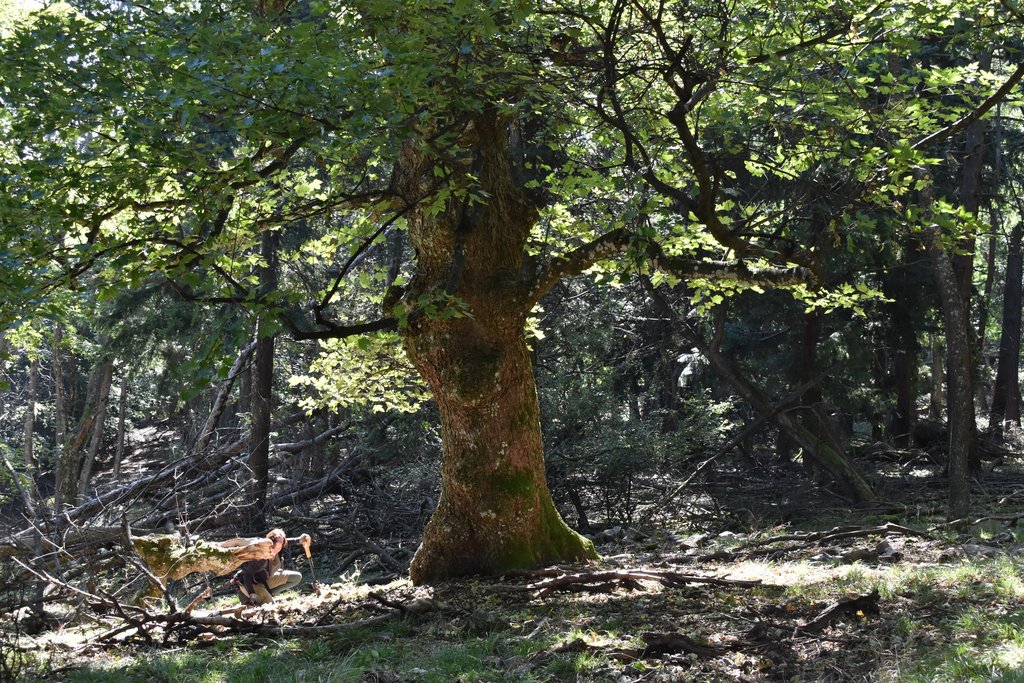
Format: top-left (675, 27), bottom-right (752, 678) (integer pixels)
top-left (406, 328), bottom-right (598, 584)
top-left (394, 111), bottom-right (597, 583)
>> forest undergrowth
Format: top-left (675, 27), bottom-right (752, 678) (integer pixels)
top-left (3, 434), bottom-right (1024, 683)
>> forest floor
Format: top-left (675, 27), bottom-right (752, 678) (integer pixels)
top-left (5, 447), bottom-right (1024, 682)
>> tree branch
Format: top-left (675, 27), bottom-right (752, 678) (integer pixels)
top-left (529, 229), bottom-right (814, 305)
top-left (912, 62), bottom-right (1024, 151)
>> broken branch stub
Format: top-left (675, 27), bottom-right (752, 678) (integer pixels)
top-left (132, 534), bottom-right (276, 582)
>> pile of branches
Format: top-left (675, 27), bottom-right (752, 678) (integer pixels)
top-left (0, 343), bottom-right (433, 639)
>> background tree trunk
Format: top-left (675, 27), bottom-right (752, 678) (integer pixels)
top-left (643, 282), bottom-right (874, 502)
top-left (196, 339), bottom-right (256, 454)
top-left (797, 312), bottom-right (846, 465)
top-left (247, 231), bottom-right (278, 531)
top-left (77, 353), bottom-right (114, 499)
top-left (52, 325), bottom-right (71, 512)
top-left (112, 370), bottom-right (129, 478)
top-left (924, 228), bottom-right (975, 520)
top-left (930, 334), bottom-right (945, 421)
top-left (990, 220), bottom-right (1023, 434)
top-left (23, 356), bottom-right (38, 470)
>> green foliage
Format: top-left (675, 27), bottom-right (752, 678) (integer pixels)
top-left (288, 332), bottom-right (429, 414)
top-left (537, 280), bottom-right (735, 525)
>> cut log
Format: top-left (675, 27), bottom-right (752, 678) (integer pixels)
top-left (131, 534), bottom-right (276, 581)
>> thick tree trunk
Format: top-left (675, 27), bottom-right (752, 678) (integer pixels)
top-left (990, 220), bottom-right (1023, 434)
top-left (406, 325), bottom-right (596, 583)
top-left (396, 112), bottom-right (596, 583)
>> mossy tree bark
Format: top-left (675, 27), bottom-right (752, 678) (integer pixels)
top-left (394, 112), bottom-right (597, 584)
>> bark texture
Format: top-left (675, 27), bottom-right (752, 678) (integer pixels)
top-left (395, 112), bottom-right (596, 584)
top-left (924, 228), bottom-right (975, 520)
top-left (248, 232), bottom-right (278, 531)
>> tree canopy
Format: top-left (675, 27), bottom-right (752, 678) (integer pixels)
top-left (2, 0), bottom-right (1024, 580)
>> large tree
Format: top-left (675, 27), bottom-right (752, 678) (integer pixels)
top-left (1, 0), bottom-right (1021, 579)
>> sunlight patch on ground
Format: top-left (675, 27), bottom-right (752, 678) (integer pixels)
top-left (993, 642), bottom-right (1024, 669)
top-left (721, 559), bottom-right (883, 586)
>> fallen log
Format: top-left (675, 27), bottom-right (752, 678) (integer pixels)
top-left (131, 534), bottom-right (276, 581)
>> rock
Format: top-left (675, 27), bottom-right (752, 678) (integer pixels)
top-left (678, 533), bottom-right (708, 548)
top-left (962, 543), bottom-right (1000, 558)
top-left (839, 548), bottom-right (878, 564)
top-left (591, 526), bottom-right (623, 543)
top-left (876, 540), bottom-right (902, 563)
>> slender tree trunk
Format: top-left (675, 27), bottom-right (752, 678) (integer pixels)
top-left (700, 327), bottom-right (874, 501)
top-left (954, 60), bottom-right (989, 460)
top-left (889, 304), bottom-right (919, 448)
top-left (77, 355), bottom-right (114, 499)
top-left (797, 312), bottom-right (845, 464)
top-left (247, 232), bottom-right (277, 531)
top-left (977, 232), bottom-right (997, 351)
top-left (23, 356), bottom-right (38, 470)
top-left (927, 230), bottom-right (975, 520)
top-left (930, 334), bottom-right (945, 420)
top-left (644, 282), bottom-right (874, 501)
top-left (112, 370), bottom-right (129, 478)
top-left (990, 220), bottom-right (1023, 434)
top-left (195, 339), bottom-right (256, 454)
top-left (52, 326), bottom-right (69, 512)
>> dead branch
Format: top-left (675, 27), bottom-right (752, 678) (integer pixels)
top-left (489, 568), bottom-right (763, 597)
top-left (682, 522), bottom-right (935, 564)
top-left (351, 528), bottom-right (406, 575)
top-left (800, 590), bottom-right (880, 634)
top-left (184, 586), bottom-right (212, 614)
top-left (274, 422), bottom-right (353, 454)
top-left (550, 630), bottom-right (727, 663)
top-left (194, 340), bottom-right (256, 455)
top-left (640, 631), bottom-right (728, 658)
